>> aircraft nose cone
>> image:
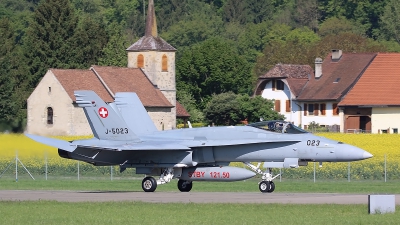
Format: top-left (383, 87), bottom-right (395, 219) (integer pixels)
top-left (336, 144), bottom-right (373, 162)
top-left (363, 151), bottom-right (373, 159)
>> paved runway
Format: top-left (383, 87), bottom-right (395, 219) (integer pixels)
top-left (1, 190), bottom-right (399, 204)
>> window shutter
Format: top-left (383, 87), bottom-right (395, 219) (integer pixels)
top-left (333, 103), bottom-right (339, 115)
top-left (321, 104), bottom-right (326, 115)
top-left (272, 80), bottom-right (276, 91)
top-left (137, 54), bottom-right (144, 68)
top-left (275, 100), bottom-right (281, 112)
top-left (162, 54), bottom-right (168, 71)
top-left (286, 100), bottom-right (290, 112)
top-left (304, 104), bottom-right (307, 116)
top-left (314, 104), bottom-right (319, 116)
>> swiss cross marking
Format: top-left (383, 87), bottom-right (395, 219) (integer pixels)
top-left (98, 107), bottom-right (108, 118)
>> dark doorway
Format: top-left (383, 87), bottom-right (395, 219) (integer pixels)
top-left (360, 116), bottom-right (371, 131)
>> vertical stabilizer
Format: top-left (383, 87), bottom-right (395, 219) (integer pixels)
top-left (114, 92), bottom-right (158, 135)
top-left (74, 90), bottom-right (140, 141)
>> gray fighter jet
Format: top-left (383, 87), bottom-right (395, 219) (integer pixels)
top-left (26, 90), bottom-right (373, 193)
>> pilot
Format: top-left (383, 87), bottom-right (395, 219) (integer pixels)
top-left (275, 122), bottom-right (284, 132)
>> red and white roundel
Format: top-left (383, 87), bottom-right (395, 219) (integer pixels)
top-left (98, 107), bottom-right (108, 118)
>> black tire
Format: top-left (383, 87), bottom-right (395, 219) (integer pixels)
top-left (177, 179), bottom-right (193, 192)
top-left (259, 181), bottom-right (271, 193)
top-left (142, 177), bottom-right (157, 192)
top-left (267, 182), bottom-right (275, 193)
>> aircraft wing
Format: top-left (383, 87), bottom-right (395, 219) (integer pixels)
top-left (25, 133), bottom-right (77, 151)
top-left (184, 139), bottom-right (301, 147)
top-left (76, 139), bottom-right (299, 151)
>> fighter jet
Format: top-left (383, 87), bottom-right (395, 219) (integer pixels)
top-left (26, 90), bottom-right (373, 193)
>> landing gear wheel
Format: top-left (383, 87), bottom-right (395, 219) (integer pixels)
top-left (142, 177), bottom-right (157, 192)
top-left (267, 182), bottom-right (275, 193)
top-left (259, 181), bottom-right (271, 193)
top-left (177, 179), bottom-right (193, 192)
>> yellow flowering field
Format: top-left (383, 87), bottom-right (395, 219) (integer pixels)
top-left (0, 133), bottom-right (399, 179)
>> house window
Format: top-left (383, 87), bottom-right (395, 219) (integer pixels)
top-left (272, 80), bottom-right (284, 91)
top-left (47, 107), bottom-right (53, 125)
top-left (314, 104), bottom-right (319, 116)
top-left (285, 100), bottom-right (290, 112)
top-left (320, 103), bottom-right (326, 115)
top-left (393, 128), bottom-right (398, 134)
top-left (274, 100), bottom-right (281, 112)
top-left (137, 54), bottom-right (144, 68)
top-left (304, 103), bottom-right (308, 116)
top-left (332, 103), bottom-right (339, 115)
top-left (162, 54), bottom-right (168, 71)
top-left (308, 104), bottom-right (314, 115)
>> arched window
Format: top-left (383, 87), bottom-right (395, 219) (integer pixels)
top-left (162, 54), bottom-right (168, 71)
top-left (47, 107), bottom-right (53, 125)
top-left (137, 54), bottom-right (144, 68)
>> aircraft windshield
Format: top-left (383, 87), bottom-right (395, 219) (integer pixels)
top-left (247, 120), bottom-right (308, 134)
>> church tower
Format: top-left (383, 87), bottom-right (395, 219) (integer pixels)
top-left (126, 0), bottom-right (177, 129)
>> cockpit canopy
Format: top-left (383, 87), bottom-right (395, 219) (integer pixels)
top-left (247, 120), bottom-right (308, 134)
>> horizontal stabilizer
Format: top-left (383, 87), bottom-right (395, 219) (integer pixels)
top-left (25, 133), bottom-right (77, 152)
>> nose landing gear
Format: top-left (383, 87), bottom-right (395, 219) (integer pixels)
top-left (244, 162), bottom-right (280, 193)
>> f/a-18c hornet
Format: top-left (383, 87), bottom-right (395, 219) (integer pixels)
top-left (26, 90), bottom-right (373, 193)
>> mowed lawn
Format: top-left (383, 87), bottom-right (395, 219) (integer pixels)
top-left (1, 201), bottom-right (399, 225)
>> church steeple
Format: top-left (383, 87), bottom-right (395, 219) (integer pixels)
top-left (126, 0), bottom-right (175, 52)
top-left (145, 0), bottom-right (157, 37)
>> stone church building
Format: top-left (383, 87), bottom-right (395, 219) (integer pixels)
top-left (26, 0), bottom-right (189, 136)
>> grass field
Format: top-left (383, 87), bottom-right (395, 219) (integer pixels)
top-left (1, 201), bottom-right (399, 225)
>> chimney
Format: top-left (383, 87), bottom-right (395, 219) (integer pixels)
top-left (315, 57), bottom-right (322, 78)
top-left (331, 49), bottom-right (342, 61)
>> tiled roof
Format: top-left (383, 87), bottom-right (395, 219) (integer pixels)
top-left (51, 69), bottom-right (114, 102)
top-left (126, 36), bottom-right (176, 52)
top-left (297, 53), bottom-right (376, 101)
top-left (91, 65), bottom-right (173, 107)
top-left (51, 66), bottom-right (173, 108)
top-left (255, 64), bottom-right (312, 97)
top-left (259, 64), bottom-right (312, 79)
top-left (339, 53), bottom-right (400, 106)
top-left (176, 101), bottom-right (190, 117)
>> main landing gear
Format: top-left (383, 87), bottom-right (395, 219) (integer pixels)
top-left (244, 162), bottom-right (280, 193)
top-left (177, 179), bottom-right (193, 192)
top-left (141, 167), bottom-right (193, 193)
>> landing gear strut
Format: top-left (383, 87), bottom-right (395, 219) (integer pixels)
top-left (244, 162), bottom-right (280, 193)
top-left (177, 179), bottom-right (193, 192)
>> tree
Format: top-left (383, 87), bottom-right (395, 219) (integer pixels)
top-left (237, 95), bottom-right (284, 123)
top-left (294, 0), bottom-right (319, 31)
top-left (254, 27), bottom-right (319, 76)
top-left (177, 38), bottom-right (255, 108)
top-left (161, 12), bottom-right (223, 50)
top-left (204, 92), bottom-right (284, 125)
top-left (69, 16), bottom-right (108, 68)
top-left (380, 0), bottom-right (400, 44)
top-left (0, 18), bottom-right (29, 131)
top-left (98, 22), bottom-right (129, 67)
top-left (23, 0), bottom-right (79, 87)
top-left (176, 90), bottom-right (205, 123)
top-left (204, 92), bottom-right (240, 125)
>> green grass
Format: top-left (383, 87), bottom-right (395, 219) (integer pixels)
top-left (1, 177), bottom-right (399, 194)
top-left (0, 201), bottom-right (399, 225)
